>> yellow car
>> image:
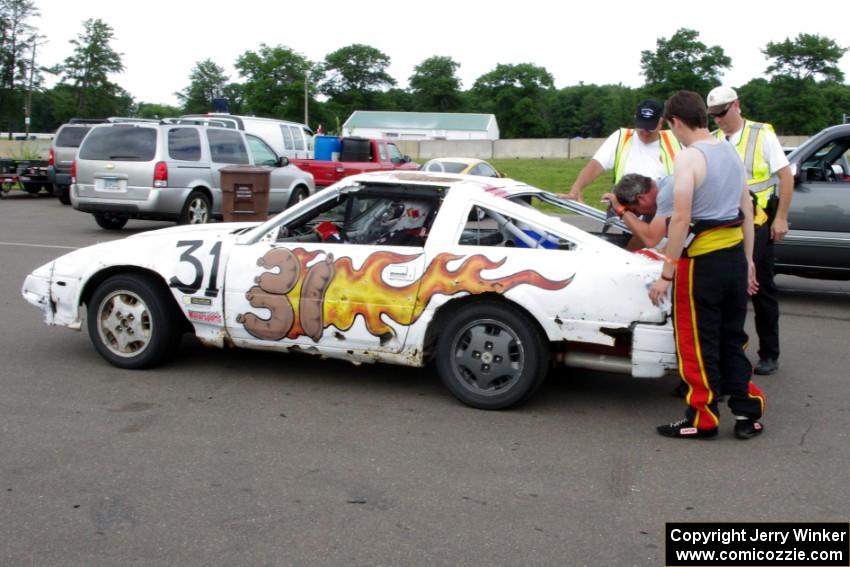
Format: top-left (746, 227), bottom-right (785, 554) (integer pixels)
top-left (420, 157), bottom-right (502, 178)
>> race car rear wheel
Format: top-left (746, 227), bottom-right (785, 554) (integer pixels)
top-left (87, 274), bottom-right (181, 369)
top-left (436, 300), bottom-right (548, 410)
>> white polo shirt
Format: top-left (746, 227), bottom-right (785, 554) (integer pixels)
top-left (592, 130), bottom-right (669, 180)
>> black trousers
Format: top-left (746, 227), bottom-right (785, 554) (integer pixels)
top-left (673, 245), bottom-right (765, 429)
top-left (752, 222), bottom-right (780, 361)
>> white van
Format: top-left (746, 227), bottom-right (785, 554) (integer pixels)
top-left (176, 114), bottom-right (314, 159)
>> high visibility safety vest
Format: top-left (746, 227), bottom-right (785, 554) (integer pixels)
top-left (714, 120), bottom-right (777, 209)
top-left (612, 128), bottom-right (680, 183)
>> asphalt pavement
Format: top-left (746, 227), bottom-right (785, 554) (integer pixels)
top-left (1, 192), bottom-right (849, 566)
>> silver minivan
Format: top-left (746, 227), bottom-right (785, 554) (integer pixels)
top-left (72, 122), bottom-right (315, 230)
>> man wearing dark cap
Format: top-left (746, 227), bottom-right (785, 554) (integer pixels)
top-left (567, 100), bottom-right (681, 202)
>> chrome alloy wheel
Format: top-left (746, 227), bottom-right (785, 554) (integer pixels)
top-left (186, 195), bottom-right (210, 224)
top-left (96, 289), bottom-right (153, 358)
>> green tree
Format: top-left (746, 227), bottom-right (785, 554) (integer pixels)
top-left (234, 44), bottom-right (313, 121)
top-left (550, 83), bottom-right (637, 138)
top-left (409, 55), bottom-right (463, 112)
top-left (735, 78), bottom-right (774, 123)
top-left (763, 34), bottom-right (847, 82)
top-left (757, 34), bottom-right (847, 134)
top-left (471, 63), bottom-right (555, 138)
top-left (767, 76), bottom-right (829, 135)
top-left (0, 0), bottom-right (39, 88)
top-left (220, 82), bottom-right (245, 115)
top-left (59, 18), bottom-right (125, 118)
top-left (376, 87), bottom-right (414, 111)
top-left (319, 43), bottom-right (395, 120)
top-left (0, 0), bottom-right (40, 132)
top-left (821, 83), bottom-right (850, 125)
top-left (640, 28), bottom-right (731, 99)
top-left (177, 58), bottom-right (228, 114)
top-left (134, 101), bottom-right (181, 119)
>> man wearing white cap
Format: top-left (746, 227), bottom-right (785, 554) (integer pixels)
top-left (706, 86), bottom-right (792, 376)
top-left (567, 100), bottom-right (680, 203)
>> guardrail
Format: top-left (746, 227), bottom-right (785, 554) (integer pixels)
top-left (395, 136), bottom-right (810, 161)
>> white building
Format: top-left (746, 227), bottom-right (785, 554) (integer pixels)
top-left (343, 111), bottom-right (499, 141)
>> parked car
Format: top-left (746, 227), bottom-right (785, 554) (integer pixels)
top-left (48, 118), bottom-right (109, 204)
top-left (289, 137), bottom-right (419, 188)
top-left (420, 157), bottom-right (503, 178)
top-left (22, 171), bottom-right (674, 410)
top-left (176, 114), bottom-right (314, 159)
top-left (71, 122), bottom-right (315, 230)
top-left (775, 124), bottom-right (850, 280)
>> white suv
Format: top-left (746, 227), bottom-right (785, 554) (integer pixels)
top-left (176, 114), bottom-right (313, 159)
top-left (72, 122), bottom-right (315, 230)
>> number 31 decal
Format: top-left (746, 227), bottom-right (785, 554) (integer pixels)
top-left (169, 240), bottom-right (222, 297)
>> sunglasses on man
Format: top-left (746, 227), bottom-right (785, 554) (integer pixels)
top-left (709, 104), bottom-right (732, 119)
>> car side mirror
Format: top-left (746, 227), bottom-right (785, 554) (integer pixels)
top-left (403, 155), bottom-right (411, 163)
top-left (276, 156), bottom-right (289, 168)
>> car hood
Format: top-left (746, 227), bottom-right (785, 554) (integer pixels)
top-left (125, 221), bottom-right (260, 240)
top-left (36, 222), bottom-right (256, 282)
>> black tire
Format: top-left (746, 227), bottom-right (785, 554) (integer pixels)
top-left (435, 300), bottom-right (549, 410)
top-left (287, 186), bottom-right (309, 208)
top-left (54, 184), bottom-right (71, 205)
top-left (179, 190), bottom-right (211, 225)
top-left (22, 182), bottom-right (42, 195)
top-left (87, 274), bottom-right (181, 369)
top-left (94, 213), bottom-right (129, 230)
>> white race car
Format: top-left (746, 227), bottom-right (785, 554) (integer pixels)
top-left (22, 171), bottom-right (676, 409)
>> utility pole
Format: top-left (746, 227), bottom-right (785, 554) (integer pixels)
top-left (304, 71), bottom-right (309, 126)
top-left (25, 40), bottom-right (36, 137)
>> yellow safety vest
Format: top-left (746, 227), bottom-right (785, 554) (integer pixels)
top-left (612, 128), bottom-right (680, 183)
top-left (714, 120), bottom-right (777, 210)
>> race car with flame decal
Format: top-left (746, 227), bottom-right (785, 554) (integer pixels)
top-left (22, 170), bottom-right (675, 409)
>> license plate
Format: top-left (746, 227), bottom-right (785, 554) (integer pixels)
top-left (102, 177), bottom-right (120, 191)
top-left (20, 176), bottom-right (30, 181)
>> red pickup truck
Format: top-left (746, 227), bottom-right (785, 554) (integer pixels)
top-left (290, 137), bottom-right (419, 188)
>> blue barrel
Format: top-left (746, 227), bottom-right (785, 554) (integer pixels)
top-left (314, 135), bottom-right (341, 161)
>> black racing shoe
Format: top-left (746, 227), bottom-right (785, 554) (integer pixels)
top-left (734, 419), bottom-right (764, 440)
top-left (656, 418), bottom-right (718, 440)
top-left (754, 358), bottom-right (779, 375)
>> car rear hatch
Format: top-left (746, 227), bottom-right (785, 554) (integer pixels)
top-left (75, 124), bottom-right (158, 201)
top-left (510, 188), bottom-right (632, 241)
top-left (54, 126), bottom-right (93, 173)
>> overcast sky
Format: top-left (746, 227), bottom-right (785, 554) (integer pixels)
top-left (34, 0), bottom-right (850, 108)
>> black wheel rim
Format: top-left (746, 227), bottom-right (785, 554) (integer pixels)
top-left (450, 318), bottom-right (524, 397)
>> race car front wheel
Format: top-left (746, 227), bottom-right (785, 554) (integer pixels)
top-left (436, 300), bottom-right (549, 410)
top-left (87, 274), bottom-right (181, 369)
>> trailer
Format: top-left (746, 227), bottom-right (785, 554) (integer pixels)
top-left (0, 158), bottom-right (50, 197)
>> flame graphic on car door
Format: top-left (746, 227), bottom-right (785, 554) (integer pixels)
top-left (237, 248), bottom-right (572, 349)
